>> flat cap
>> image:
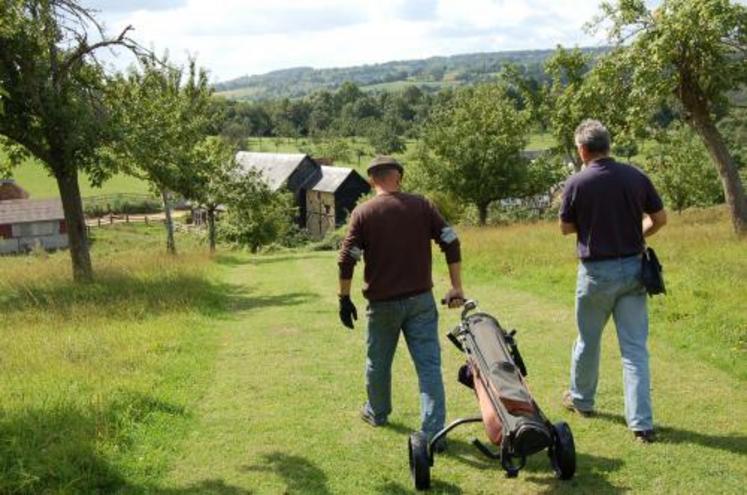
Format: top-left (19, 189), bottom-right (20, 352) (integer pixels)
top-left (367, 155), bottom-right (404, 176)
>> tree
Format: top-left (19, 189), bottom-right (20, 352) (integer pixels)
top-left (417, 84), bottom-right (531, 225)
top-left (315, 136), bottom-right (352, 163)
top-left (218, 179), bottom-right (296, 253)
top-left (110, 57), bottom-right (212, 254)
top-left (594, 0), bottom-right (747, 234)
top-left (189, 136), bottom-right (236, 253)
top-left (542, 47), bottom-right (592, 171)
top-left (0, 0), bottom-right (141, 281)
top-left (645, 124), bottom-right (724, 212)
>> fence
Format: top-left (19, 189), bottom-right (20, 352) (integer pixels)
top-left (85, 211), bottom-right (189, 230)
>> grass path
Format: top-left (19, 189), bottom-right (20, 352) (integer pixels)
top-left (154, 252), bottom-right (746, 494)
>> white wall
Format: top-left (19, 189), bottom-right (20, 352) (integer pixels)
top-left (0, 222), bottom-right (68, 254)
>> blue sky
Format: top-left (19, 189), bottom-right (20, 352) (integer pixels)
top-left (89, 0), bottom-right (624, 82)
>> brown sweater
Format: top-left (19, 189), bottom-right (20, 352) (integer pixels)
top-left (338, 192), bottom-right (461, 301)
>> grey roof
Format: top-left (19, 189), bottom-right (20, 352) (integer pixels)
top-left (311, 166), bottom-right (357, 193)
top-left (0, 198), bottom-right (64, 224)
top-left (235, 152), bottom-right (309, 191)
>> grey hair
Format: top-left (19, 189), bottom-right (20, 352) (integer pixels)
top-left (574, 119), bottom-right (611, 154)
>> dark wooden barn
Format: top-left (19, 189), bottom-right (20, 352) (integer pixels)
top-left (234, 152), bottom-right (370, 239)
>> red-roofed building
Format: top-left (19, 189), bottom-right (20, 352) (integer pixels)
top-left (0, 180), bottom-right (68, 254)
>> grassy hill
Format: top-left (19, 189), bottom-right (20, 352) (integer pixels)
top-left (0, 207), bottom-right (744, 493)
top-left (214, 48), bottom-right (609, 101)
top-left (1, 149), bottom-right (151, 199)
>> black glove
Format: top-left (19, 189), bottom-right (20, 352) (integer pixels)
top-left (339, 295), bottom-right (358, 329)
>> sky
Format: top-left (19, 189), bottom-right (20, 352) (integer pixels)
top-left (88, 0), bottom-right (620, 83)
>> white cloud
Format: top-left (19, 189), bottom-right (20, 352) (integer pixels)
top-left (97, 0), bottom-right (611, 82)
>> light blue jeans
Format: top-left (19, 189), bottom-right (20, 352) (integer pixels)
top-left (363, 291), bottom-right (446, 438)
top-left (570, 255), bottom-right (654, 431)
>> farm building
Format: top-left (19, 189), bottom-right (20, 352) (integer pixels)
top-left (0, 180), bottom-right (68, 254)
top-left (305, 165), bottom-right (371, 239)
top-left (234, 152), bottom-right (370, 238)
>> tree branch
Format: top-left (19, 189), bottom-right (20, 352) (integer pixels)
top-left (58, 25), bottom-right (144, 78)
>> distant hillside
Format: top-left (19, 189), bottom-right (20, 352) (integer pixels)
top-left (215, 47), bottom-right (609, 101)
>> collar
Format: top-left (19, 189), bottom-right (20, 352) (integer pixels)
top-left (588, 156), bottom-right (615, 167)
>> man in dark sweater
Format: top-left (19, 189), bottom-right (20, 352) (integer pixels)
top-left (338, 156), bottom-right (464, 443)
top-left (559, 119), bottom-right (667, 443)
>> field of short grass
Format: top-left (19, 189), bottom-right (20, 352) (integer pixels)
top-left (2, 150), bottom-right (151, 200)
top-left (1, 208), bottom-right (744, 494)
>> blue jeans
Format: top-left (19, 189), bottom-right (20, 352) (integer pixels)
top-left (570, 255), bottom-right (653, 431)
top-left (363, 291), bottom-right (446, 438)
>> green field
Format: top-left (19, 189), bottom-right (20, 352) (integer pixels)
top-left (0, 208), bottom-right (744, 494)
top-left (3, 134), bottom-right (557, 201)
top-left (3, 156), bottom-right (151, 200)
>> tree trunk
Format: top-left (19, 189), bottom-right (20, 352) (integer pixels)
top-left (161, 189), bottom-right (177, 255)
top-left (207, 206), bottom-right (217, 254)
top-left (686, 104), bottom-right (747, 236)
top-left (56, 166), bottom-right (93, 282)
top-left (477, 203), bottom-right (489, 226)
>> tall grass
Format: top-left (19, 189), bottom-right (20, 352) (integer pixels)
top-left (0, 224), bottom-right (230, 493)
top-left (455, 206), bottom-right (747, 379)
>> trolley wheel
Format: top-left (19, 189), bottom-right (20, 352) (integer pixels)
top-left (549, 421), bottom-right (576, 480)
top-left (408, 432), bottom-right (431, 491)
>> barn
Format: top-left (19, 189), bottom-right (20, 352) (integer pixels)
top-left (0, 180), bottom-right (68, 254)
top-left (234, 152), bottom-right (370, 239)
top-left (305, 166), bottom-right (370, 239)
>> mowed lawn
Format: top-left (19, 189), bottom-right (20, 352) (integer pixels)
top-left (1, 211), bottom-right (745, 494)
top-left (5, 158), bottom-right (151, 199)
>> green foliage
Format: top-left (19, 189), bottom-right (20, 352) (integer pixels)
top-left (416, 83), bottom-right (531, 224)
top-left (596, 0), bottom-right (747, 111)
top-left (364, 118), bottom-right (406, 155)
top-left (217, 175), bottom-right (297, 253)
top-left (593, 0), bottom-right (747, 233)
top-left (83, 194), bottom-right (162, 217)
top-left (109, 56), bottom-right (214, 253)
top-left (719, 107), bottom-right (747, 169)
top-left (644, 124), bottom-right (724, 212)
top-left (188, 135), bottom-right (236, 209)
top-left (110, 57), bottom-right (213, 197)
top-left (313, 136), bottom-right (352, 163)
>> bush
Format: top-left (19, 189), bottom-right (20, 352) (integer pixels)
top-left (643, 125), bottom-right (724, 212)
top-left (308, 226), bottom-right (346, 251)
top-left (84, 195), bottom-right (162, 217)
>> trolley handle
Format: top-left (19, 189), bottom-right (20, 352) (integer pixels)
top-left (440, 298), bottom-right (478, 320)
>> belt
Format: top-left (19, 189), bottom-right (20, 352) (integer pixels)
top-left (582, 252), bottom-right (641, 262)
top-left (372, 288), bottom-right (431, 302)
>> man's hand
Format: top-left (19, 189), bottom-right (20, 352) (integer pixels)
top-left (339, 295), bottom-right (358, 329)
top-left (443, 287), bottom-right (465, 308)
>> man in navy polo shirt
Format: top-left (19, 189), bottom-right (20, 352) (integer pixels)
top-left (559, 119), bottom-right (667, 443)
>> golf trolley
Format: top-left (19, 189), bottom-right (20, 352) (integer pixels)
top-left (407, 300), bottom-right (576, 490)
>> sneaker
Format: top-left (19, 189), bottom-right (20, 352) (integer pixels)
top-left (562, 391), bottom-right (594, 417)
top-left (360, 406), bottom-right (387, 427)
top-left (633, 430), bottom-right (656, 443)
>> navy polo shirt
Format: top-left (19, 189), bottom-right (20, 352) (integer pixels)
top-left (560, 157), bottom-right (664, 261)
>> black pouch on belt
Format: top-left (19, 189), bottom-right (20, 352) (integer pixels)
top-left (641, 247), bottom-right (666, 296)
